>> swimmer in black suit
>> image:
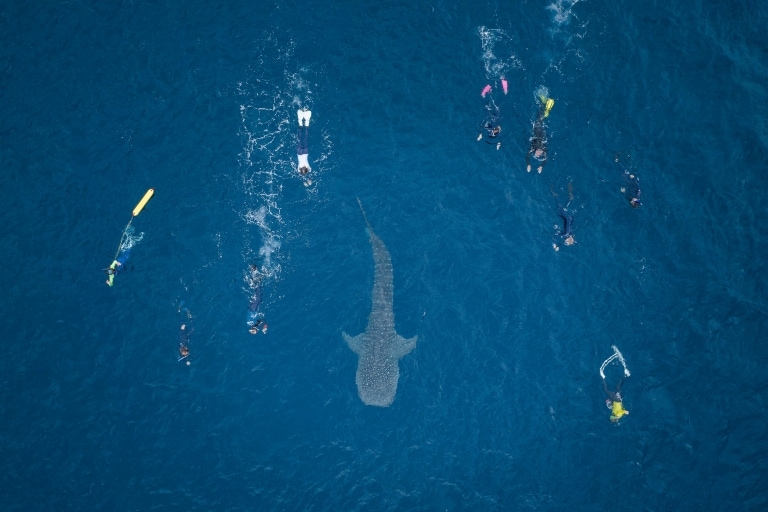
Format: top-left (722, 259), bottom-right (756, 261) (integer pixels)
top-left (477, 86), bottom-right (502, 150)
top-left (246, 265), bottom-right (268, 334)
top-left (615, 154), bottom-right (642, 208)
top-left (552, 182), bottom-right (575, 251)
top-left (526, 95), bottom-right (554, 174)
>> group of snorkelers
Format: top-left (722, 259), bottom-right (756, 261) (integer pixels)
top-left (241, 108), bottom-right (315, 335)
top-left (479, 81), bottom-right (638, 422)
top-left (170, 108), bottom-right (316, 361)
top-left (478, 80), bottom-right (642, 251)
top-left (169, 264), bottom-right (269, 364)
top-left (103, 109), bottom-right (311, 357)
top-left (478, 79), bottom-right (553, 173)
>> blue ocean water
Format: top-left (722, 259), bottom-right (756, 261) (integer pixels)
top-left (2, 0), bottom-right (767, 510)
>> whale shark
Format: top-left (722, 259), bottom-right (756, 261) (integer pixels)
top-left (343, 198), bottom-right (417, 407)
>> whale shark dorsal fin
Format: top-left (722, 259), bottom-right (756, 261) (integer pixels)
top-left (394, 335), bottom-right (418, 358)
top-left (343, 331), bottom-right (363, 355)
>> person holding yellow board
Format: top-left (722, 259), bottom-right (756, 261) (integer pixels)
top-left (105, 188), bottom-right (154, 287)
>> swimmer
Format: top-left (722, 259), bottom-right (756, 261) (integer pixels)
top-left (624, 171), bottom-right (642, 208)
top-left (178, 323), bottom-right (191, 365)
top-left (600, 346), bottom-right (631, 423)
top-left (477, 90), bottom-right (502, 150)
top-left (551, 183), bottom-right (575, 251)
top-left (526, 95), bottom-right (554, 173)
top-left (246, 265), bottom-right (268, 334)
top-left (297, 107), bottom-right (313, 186)
top-left (104, 247), bottom-right (131, 286)
top-left (603, 377), bottom-right (629, 423)
top-left (559, 207), bottom-right (575, 247)
top-left (248, 319), bottom-right (269, 335)
top-left (616, 154), bottom-right (642, 208)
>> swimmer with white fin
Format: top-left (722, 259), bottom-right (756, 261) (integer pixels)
top-left (297, 107), bottom-right (312, 186)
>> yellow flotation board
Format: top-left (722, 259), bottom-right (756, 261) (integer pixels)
top-left (132, 188), bottom-right (154, 216)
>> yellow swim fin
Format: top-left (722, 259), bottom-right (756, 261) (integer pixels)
top-left (106, 260), bottom-right (118, 287)
top-left (544, 98), bottom-right (555, 118)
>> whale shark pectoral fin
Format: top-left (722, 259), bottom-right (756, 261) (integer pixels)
top-left (394, 335), bottom-right (418, 359)
top-left (343, 331), bottom-right (363, 355)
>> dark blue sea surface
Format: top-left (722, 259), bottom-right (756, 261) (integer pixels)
top-left (2, 0), bottom-right (767, 510)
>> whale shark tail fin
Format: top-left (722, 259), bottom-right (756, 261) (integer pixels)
top-left (356, 197), bottom-right (373, 230)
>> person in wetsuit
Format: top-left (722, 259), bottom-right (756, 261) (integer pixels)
top-left (247, 265), bottom-right (268, 335)
top-left (178, 323), bottom-right (191, 363)
top-left (615, 155), bottom-right (642, 208)
top-left (551, 183), bottom-right (575, 250)
top-left (477, 92), bottom-right (502, 150)
top-left (105, 247), bottom-right (131, 286)
top-left (603, 376), bottom-right (629, 423)
top-left (526, 107), bottom-right (548, 173)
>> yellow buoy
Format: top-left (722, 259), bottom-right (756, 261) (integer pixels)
top-left (132, 188), bottom-right (154, 217)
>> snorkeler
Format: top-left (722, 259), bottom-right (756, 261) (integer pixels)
top-left (477, 85), bottom-right (502, 150)
top-left (603, 377), bottom-right (629, 423)
top-left (104, 247), bottom-right (131, 286)
top-left (599, 345), bottom-right (631, 423)
top-left (551, 183), bottom-right (575, 251)
top-left (178, 323), bottom-right (191, 364)
top-left (558, 206), bottom-right (575, 246)
top-left (104, 188), bottom-right (153, 287)
top-left (526, 94), bottom-right (555, 173)
top-left (247, 265), bottom-right (268, 335)
top-left (297, 107), bottom-right (312, 186)
top-left (616, 156), bottom-right (642, 208)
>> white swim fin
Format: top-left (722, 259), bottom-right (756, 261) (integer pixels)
top-left (297, 108), bottom-right (312, 126)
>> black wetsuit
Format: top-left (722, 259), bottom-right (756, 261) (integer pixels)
top-left (297, 125), bottom-right (309, 156)
top-left (624, 172), bottom-right (641, 205)
top-left (248, 285), bottom-right (262, 313)
top-left (179, 326), bottom-right (191, 355)
top-left (558, 206), bottom-right (573, 238)
top-left (247, 269), bottom-right (264, 326)
top-left (603, 377), bottom-right (624, 402)
top-left (480, 98), bottom-right (501, 143)
top-left (526, 112), bottom-right (548, 168)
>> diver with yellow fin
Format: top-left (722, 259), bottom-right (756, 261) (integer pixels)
top-left (600, 345), bottom-right (631, 423)
top-left (105, 188), bottom-right (154, 287)
top-left (526, 91), bottom-right (555, 173)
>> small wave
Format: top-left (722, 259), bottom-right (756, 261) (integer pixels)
top-left (547, 0), bottom-right (581, 26)
top-left (478, 26), bottom-right (526, 80)
top-left (119, 225), bottom-right (144, 251)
